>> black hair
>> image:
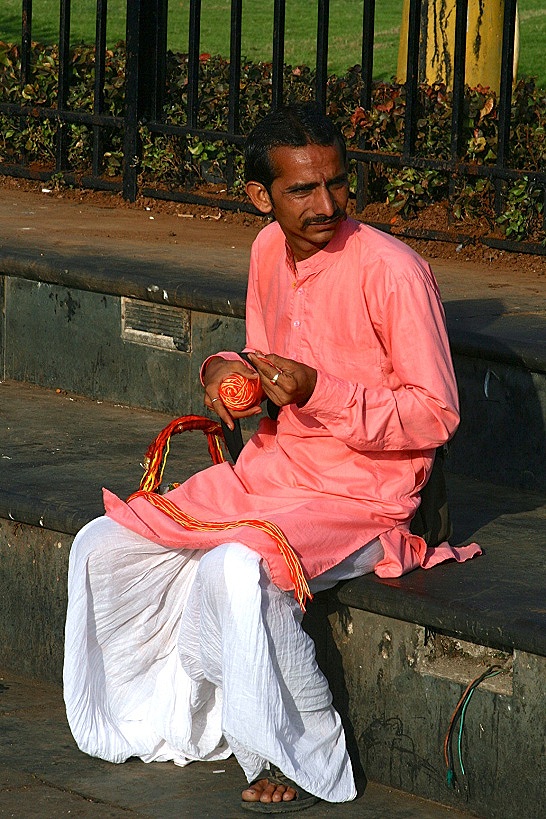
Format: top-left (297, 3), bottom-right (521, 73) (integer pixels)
top-left (244, 103), bottom-right (347, 192)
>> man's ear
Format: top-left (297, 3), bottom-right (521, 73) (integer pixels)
top-left (245, 180), bottom-right (273, 215)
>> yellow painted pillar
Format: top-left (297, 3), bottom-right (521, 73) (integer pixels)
top-left (396, 0), bottom-right (519, 93)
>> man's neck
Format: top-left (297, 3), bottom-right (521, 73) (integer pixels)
top-left (287, 219), bottom-right (346, 262)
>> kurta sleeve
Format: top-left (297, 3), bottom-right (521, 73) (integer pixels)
top-left (199, 350), bottom-right (251, 385)
top-left (299, 257), bottom-right (460, 452)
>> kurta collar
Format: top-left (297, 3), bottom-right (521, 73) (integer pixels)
top-left (285, 216), bottom-right (357, 278)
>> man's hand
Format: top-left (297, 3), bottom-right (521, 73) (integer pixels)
top-left (203, 356), bottom-right (262, 430)
top-left (247, 351), bottom-right (317, 408)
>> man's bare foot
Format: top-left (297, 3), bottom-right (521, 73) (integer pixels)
top-left (242, 776), bottom-right (297, 804)
top-left (240, 766), bottom-right (320, 812)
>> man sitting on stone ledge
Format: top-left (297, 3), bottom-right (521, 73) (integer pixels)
top-left (63, 103), bottom-right (480, 813)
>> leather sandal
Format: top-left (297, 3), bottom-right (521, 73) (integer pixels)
top-left (241, 765), bottom-right (320, 813)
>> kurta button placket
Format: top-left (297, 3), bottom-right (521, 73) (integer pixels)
top-left (289, 278), bottom-right (304, 357)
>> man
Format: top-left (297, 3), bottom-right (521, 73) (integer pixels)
top-left (64, 104), bottom-right (479, 813)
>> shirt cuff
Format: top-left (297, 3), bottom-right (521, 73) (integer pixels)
top-left (298, 369), bottom-right (357, 422)
top-left (199, 351), bottom-right (251, 385)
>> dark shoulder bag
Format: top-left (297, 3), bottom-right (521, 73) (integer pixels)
top-left (409, 445), bottom-right (452, 547)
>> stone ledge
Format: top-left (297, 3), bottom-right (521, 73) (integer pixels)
top-left (0, 242), bottom-right (248, 318)
top-left (2, 243), bottom-right (545, 373)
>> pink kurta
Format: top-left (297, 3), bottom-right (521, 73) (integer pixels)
top-left (104, 217), bottom-right (480, 591)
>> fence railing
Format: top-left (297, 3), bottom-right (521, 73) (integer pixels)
top-left (1, 0), bottom-right (544, 254)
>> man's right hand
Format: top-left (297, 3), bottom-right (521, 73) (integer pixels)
top-left (203, 356), bottom-right (263, 430)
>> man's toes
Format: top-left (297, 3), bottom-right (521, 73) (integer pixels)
top-left (258, 781), bottom-right (279, 803)
top-left (242, 778), bottom-right (269, 802)
top-left (282, 786), bottom-right (297, 802)
top-left (265, 784), bottom-right (297, 803)
top-left (242, 777), bottom-right (298, 805)
top-left (268, 784), bottom-right (284, 803)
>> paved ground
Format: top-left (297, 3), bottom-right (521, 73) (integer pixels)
top-left (0, 186), bottom-right (544, 307)
top-left (0, 670), bottom-right (479, 818)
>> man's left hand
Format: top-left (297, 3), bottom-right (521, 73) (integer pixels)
top-left (247, 351), bottom-right (317, 407)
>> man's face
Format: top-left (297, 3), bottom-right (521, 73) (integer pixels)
top-left (247, 142), bottom-right (349, 262)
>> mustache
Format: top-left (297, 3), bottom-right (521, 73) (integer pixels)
top-left (303, 210), bottom-right (345, 228)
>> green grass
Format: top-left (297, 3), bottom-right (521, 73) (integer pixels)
top-left (0, 0), bottom-right (545, 86)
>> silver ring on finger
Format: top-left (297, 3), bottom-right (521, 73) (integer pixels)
top-left (211, 397), bottom-right (220, 403)
top-left (270, 371), bottom-right (281, 385)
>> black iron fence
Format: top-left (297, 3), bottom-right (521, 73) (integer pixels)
top-left (1, 0), bottom-right (545, 253)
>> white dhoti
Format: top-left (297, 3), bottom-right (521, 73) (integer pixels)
top-left (63, 516), bottom-right (383, 802)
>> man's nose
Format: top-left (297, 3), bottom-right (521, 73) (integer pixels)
top-left (314, 184), bottom-right (336, 215)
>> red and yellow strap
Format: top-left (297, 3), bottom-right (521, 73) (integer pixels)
top-left (138, 415), bottom-right (225, 494)
top-left (130, 415), bottom-right (312, 610)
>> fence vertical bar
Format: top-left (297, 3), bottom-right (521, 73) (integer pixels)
top-left (56, 0), bottom-right (71, 173)
top-left (450, 0), bottom-right (467, 162)
top-left (136, 0), bottom-right (168, 121)
top-left (92, 0), bottom-right (108, 177)
top-left (448, 0), bottom-right (469, 215)
top-left (21, 0), bottom-right (33, 88)
top-left (360, 0), bottom-right (375, 111)
top-left (315, 0), bottom-right (329, 110)
top-left (226, 0), bottom-right (243, 190)
top-left (495, 0), bottom-right (518, 214)
top-left (187, 0), bottom-right (202, 128)
top-left (123, 0), bottom-right (167, 200)
top-left (228, 0), bottom-right (243, 135)
top-left (356, 0), bottom-right (376, 212)
top-left (403, 0), bottom-right (422, 160)
top-left (122, 0), bottom-right (141, 200)
top-left (272, 0), bottom-right (286, 110)
top-left (151, 0), bottom-right (169, 122)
